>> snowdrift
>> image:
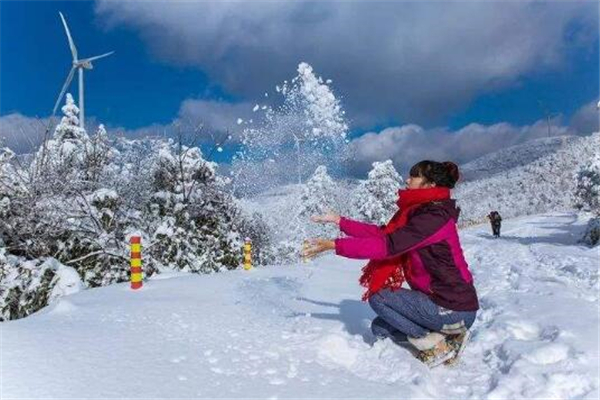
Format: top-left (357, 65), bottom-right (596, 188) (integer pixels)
top-left (2, 212), bottom-right (598, 399)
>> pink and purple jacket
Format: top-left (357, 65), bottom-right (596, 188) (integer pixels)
top-left (335, 199), bottom-right (479, 311)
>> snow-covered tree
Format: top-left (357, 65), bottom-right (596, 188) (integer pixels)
top-left (0, 146), bottom-right (14, 167)
top-left (1, 130), bottom-right (252, 320)
top-left (0, 146), bottom-right (18, 226)
top-left (0, 102), bottom-right (266, 321)
top-left (84, 124), bottom-right (112, 184)
top-left (0, 145), bottom-right (19, 193)
top-left (32, 93), bottom-right (91, 189)
top-left (574, 154), bottom-right (600, 214)
top-left (574, 153), bottom-right (600, 245)
top-left (297, 165), bottom-right (340, 239)
top-left (53, 93), bottom-right (87, 142)
top-left (144, 141), bottom-right (243, 273)
top-left (352, 160), bottom-right (403, 225)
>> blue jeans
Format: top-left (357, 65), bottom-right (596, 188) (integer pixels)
top-left (369, 289), bottom-right (477, 341)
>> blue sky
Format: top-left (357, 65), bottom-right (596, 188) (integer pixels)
top-left (0, 1), bottom-right (598, 172)
top-left (0, 1), bottom-right (232, 128)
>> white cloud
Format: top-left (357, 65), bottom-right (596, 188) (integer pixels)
top-left (4, 98), bottom-right (595, 184)
top-left (178, 99), bottom-right (256, 140)
top-left (346, 116), bottom-right (577, 176)
top-left (95, 0), bottom-right (597, 126)
top-left (0, 98), bottom-right (256, 155)
top-left (111, 98), bottom-right (257, 149)
top-left (0, 113), bottom-right (49, 153)
top-left (570, 99), bottom-right (600, 134)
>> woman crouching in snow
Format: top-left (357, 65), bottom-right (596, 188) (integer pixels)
top-left (303, 160), bottom-right (479, 368)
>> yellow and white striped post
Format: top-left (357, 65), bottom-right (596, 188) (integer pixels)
top-left (243, 237), bottom-right (252, 270)
top-left (130, 236), bottom-right (143, 290)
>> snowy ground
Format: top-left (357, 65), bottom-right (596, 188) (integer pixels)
top-left (1, 212), bottom-right (599, 399)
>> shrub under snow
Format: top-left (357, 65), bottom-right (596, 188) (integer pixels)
top-left (0, 254), bottom-right (83, 321)
top-left (574, 152), bottom-right (600, 246)
top-left (0, 95), bottom-right (258, 320)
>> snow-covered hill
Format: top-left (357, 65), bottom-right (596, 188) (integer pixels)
top-left (3, 212), bottom-right (598, 399)
top-left (455, 133), bottom-right (600, 225)
top-left (239, 133), bottom-right (599, 232)
top-left (460, 136), bottom-right (581, 182)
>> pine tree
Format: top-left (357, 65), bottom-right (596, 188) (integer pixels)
top-left (574, 154), bottom-right (600, 246)
top-left (298, 165), bottom-right (339, 238)
top-left (33, 93), bottom-right (90, 183)
top-left (53, 93), bottom-right (87, 141)
top-left (352, 160), bottom-right (403, 225)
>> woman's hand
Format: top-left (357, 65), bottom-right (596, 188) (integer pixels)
top-left (302, 239), bottom-right (336, 259)
top-left (310, 212), bottom-right (341, 225)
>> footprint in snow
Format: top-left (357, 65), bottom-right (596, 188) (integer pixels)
top-left (316, 334), bottom-right (359, 369)
top-left (269, 377), bottom-right (286, 385)
top-left (522, 343), bottom-right (570, 365)
top-left (504, 320), bottom-right (540, 341)
top-left (286, 363), bottom-right (299, 378)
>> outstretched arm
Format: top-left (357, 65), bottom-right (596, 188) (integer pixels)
top-left (334, 208), bottom-right (451, 260)
top-left (311, 213), bottom-right (385, 237)
top-left (339, 217), bottom-right (385, 238)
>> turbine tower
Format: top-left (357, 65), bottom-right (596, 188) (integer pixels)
top-left (52, 12), bottom-right (114, 129)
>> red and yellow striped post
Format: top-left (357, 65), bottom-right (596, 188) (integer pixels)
top-left (243, 237), bottom-right (252, 270)
top-left (130, 236), bottom-right (143, 290)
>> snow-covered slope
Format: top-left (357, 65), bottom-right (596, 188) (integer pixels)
top-left (239, 179), bottom-right (357, 242)
top-left (2, 212), bottom-right (598, 399)
top-left (455, 133), bottom-right (600, 225)
top-left (239, 134), bottom-right (599, 231)
top-left (460, 136), bottom-right (581, 182)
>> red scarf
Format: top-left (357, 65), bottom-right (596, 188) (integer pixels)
top-left (358, 187), bottom-right (450, 301)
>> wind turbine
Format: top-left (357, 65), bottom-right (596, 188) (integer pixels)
top-left (52, 12), bottom-right (114, 129)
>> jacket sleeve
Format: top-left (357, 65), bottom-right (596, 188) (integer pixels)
top-left (339, 217), bottom-right (385, 238)
top-left (335, 208), bottom-right (450, 260)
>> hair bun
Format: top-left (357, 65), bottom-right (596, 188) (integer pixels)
top-left (442, 161), bottom-right (460, 184)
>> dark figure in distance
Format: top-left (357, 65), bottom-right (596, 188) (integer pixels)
top-left (487, 211), bottom-right (502, 238)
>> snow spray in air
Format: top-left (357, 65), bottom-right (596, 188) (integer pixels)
top-left (231, 62), bottom-right (350, 196)
top-left (231, 63), bottom-right (352, 264)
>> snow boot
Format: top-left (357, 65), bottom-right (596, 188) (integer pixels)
top-left (409, 332), bottom-right (456, 368)
top-left (444, 329), bottom-right (472, 366)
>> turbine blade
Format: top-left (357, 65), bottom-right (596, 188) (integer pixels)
top-left (52, 67), bottom-right (76, 117)
top-left (59, 12), bottom-right (78, 61)
top-left (80, 51), bottom-right (115, 63)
